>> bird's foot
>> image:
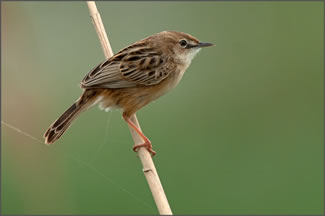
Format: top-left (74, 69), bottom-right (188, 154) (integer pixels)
top-left (133, 141), bottom-right (156, 157)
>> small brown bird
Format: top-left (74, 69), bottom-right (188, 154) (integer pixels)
top-left (44, 31), bottom-right (213, 155)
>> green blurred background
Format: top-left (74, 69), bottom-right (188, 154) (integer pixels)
top-left (1, 1), bottom-right (324, 215)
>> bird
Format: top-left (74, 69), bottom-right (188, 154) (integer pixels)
top-left (44, 31), bottom-right (214, 156)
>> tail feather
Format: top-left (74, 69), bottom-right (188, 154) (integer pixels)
top-left (44, 90), bottom-right (99, 144)
top-left (44, 102), bottom-right (85, 144)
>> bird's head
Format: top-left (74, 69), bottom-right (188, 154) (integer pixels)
top-left (152, 31), bottom-right (214, 65)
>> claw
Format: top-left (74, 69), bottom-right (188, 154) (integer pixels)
top-left (123, 114), bottom-right (157, 157)
top-left (133, 141), bottom-right (156, 156)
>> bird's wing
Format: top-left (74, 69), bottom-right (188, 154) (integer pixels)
top-left (81, 50), bottom-right (172, 89)
top-left (81, 59), bottom-right (136, 89)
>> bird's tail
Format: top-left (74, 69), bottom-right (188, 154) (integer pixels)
top-left (44, 90), bottom-right (100, 144)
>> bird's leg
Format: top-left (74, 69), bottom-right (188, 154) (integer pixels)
top-left (123, 114), bottom-right (156, 156)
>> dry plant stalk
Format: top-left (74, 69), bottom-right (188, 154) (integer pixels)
top-left (86, 2), bottom-right (172, 215)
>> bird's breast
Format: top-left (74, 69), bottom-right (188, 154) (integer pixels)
top-left (168, 64), bottom-right (188, 88)
top-left (138, 66), bottom-right (186, 101)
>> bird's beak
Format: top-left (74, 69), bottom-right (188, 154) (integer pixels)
top-left (196, 42), bottom-right (214, 48)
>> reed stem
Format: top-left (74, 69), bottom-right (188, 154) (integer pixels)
top-left (86, 2), bottom-right (172, 214)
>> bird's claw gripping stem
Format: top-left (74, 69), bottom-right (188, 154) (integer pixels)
top-left (123, 114), bottom-right (157, 157)
top-left (133, 141), bottom-right (156, 156)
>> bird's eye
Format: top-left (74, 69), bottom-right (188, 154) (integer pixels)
top-left (179, 40), bottom-right (187, 47)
